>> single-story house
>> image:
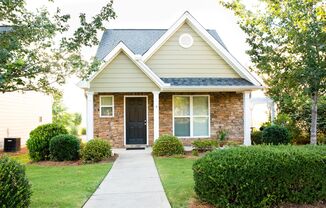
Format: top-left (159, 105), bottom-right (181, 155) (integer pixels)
top-left (79, 12), bottom-right (263, 148)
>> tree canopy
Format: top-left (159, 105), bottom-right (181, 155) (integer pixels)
top-left (0, 0), bottom-right (115, 94)
top-left (222, 0), bottom-right (326, 144)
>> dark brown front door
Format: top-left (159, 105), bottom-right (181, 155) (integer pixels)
top-left (126, 97), bottom-right (147, 145)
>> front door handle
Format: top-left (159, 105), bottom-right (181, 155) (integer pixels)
top-left (144, 120), bottom-right (147, 126)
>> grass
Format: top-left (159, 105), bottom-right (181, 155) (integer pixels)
top-left (154, 157), bottom-right (196, 208)
top-left (9, 153), bottom-right (112, 208)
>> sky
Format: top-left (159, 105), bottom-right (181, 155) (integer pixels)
top-left (26, 0), bottom-right (258, 126)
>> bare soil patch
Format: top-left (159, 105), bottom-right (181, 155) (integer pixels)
top-left (0, 147), bottom-right (28, 156)
top-left (30, 154), bottom-right (118, 166)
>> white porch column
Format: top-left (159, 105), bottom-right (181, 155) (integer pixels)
top-left (153, 91), bottom-right (160, 141)
top-left (243, 91), bottom-right (252, 146)
top-left (86, 91), bottom-right (94, 141)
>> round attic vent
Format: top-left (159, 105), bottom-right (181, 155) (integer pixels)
top-left (179, 33), bottom-right (193, 48)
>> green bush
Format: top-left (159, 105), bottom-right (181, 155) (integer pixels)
top-left (27, 124), bottom-right (68, 161)
top-left (80, 128), bottom-right (86, 135)
top-left (49, 134), bottom-right (80, 161)
top-left (0, 156), bottom-right (32, 207)
top-left (193, 145), bottom-right (326, 208)
top-left (82, 139), bottom-right (111, 162)
top-left (251, 130), bottom-right (263, 144)
top-left (192, 139), bottom-right (217, 152)
top-left (152, 135), bottom-right (184, 156)
top-left (262, 125), bottom-right (290, 145)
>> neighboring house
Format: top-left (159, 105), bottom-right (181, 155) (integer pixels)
top-left (0, 92), bottom-right (52, 149)
top-left (79, 12), bottom-right (263, 148)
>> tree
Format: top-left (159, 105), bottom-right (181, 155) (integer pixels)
top-left (52, 94), bottom-right (82, 135)
top-left (221, 0), bottom-right (326, 144)
top-left (0, 0), bottom-right (115, 94)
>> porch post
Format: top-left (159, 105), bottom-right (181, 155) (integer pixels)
top-left (153, 91), bottom-right (160, 141)
top-left (243, 91), bottom-right (251, 146)
top-left (86, 91), bottom-right (94, 141)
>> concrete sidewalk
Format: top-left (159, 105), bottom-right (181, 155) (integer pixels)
top-left (83, 148), bottom-right (171, 208)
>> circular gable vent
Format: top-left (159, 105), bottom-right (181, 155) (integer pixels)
top-left (179, 33), bottom-right (193, 48)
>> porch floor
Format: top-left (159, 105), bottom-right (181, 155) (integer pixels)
top-left (83, 148), bottom-right (171, 208)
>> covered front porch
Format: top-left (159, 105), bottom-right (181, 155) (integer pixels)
top-left (85, 91), bottom-right (252, 148)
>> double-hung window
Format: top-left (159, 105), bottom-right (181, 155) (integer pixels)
top-left (100, 96), bottom-right (114, 117)
top-left (173, 95), bottom-right (210, 137)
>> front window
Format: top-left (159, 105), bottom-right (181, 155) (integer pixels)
top-left (100, 96), bottom-right (114, 117)
top-left (173, 95), bottom-right (209, 137)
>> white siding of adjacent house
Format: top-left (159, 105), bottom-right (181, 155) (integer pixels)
top-left (90, 52), bottom-right (160, 92)
top-left (0, 92), bottom-right (52, 149)
top-left (146, 23), bottom-right (240, 78)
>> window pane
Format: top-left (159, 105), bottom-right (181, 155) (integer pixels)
top-left (174, 117), bottom-right (190, 136)
top-left (101, 97), bottom-right (113, 105)
top-left (193, 96), bottom-right (208, 116)
top-left (174, 96), bottom-right (190, 116)
top-left (101, 107), bottom-right (113, 116)
top-left (193, 117), bottom-right (209, 136)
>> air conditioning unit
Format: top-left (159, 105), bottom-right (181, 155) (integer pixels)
top-left (4, 138), bottom-right (21, 152)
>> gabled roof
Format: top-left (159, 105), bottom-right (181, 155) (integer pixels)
top-left (142, 11), bottom-right (262, 86)
top-left (87, 42), bottom-right (167, 89)
top-left (95, 29), bottom-right (227, 60)
top-left (80, 12), bottom-right (264, 91)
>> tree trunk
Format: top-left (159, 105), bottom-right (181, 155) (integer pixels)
top-left (310, 92), bottom-right (318, 145)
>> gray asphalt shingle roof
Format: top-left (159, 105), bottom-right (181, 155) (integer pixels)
top-left (0, 26), bottom-right (12, 33)
top-left (160, 78), bottom-right (254, 86)
top-left (95, 29), bottom-right (227, 60)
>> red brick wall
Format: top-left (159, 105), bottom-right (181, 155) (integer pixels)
top-left (93, 92), bottom-right (244, 147)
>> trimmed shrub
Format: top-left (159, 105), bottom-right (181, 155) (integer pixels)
top-left (80, 128), bottom-right (86, 135)
top-left (262, 125), bottom-right (290, 145)
top-left (193, 145), bottom-right (326, 208)
top-left (27, 124), bottom-right (68, 161)
top-left (192, 139), bottom-right (218, 152)
top-left (152, 135), bottom-right (184, 156)
top-left (82, 139), bottom-right (111, 162)
top-left (251, 130), bottom-right (263, 145)
top-left (49, 134), bottom-right (80, 161)
top-left (0, 156), bottom-right (32, 207)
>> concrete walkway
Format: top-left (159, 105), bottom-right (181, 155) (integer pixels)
top-left (83, 148), bottom-right (171, 208)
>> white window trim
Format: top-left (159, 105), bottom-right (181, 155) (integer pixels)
top-left (100, 95), bottom-right (114, 118)
top-left (172, 95), bottom-right (210, 138)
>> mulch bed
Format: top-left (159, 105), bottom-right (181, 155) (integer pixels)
top-left (0, 147), bottom-right (28, 156)
top-left (30, 154), bottom-right (118, 166)
top-left (0, 147), bottom-right (118, 166)
top-left (189, 198), bottom-right (326, 208)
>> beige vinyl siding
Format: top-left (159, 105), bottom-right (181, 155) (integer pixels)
top-left (90, 52), bottom-right (159, 92)
top-left (0, 92), bottom-right (52, 149)
top-left (146, 23), bottom-right (240, 78)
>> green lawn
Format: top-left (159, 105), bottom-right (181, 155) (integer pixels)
top-left (10, 154), bottom-right (112, 208)
top-left (154, 157), bottom-right (196, 208)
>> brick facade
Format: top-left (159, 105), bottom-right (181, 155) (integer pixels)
top-left (93, 92), bottom-right (244, 147)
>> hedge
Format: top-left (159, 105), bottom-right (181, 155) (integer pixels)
top-left (193, 145), bottom-right (326, 207)
top-left (49, 134), bottom-right (80, 161)
top-left (27, 124), bottom-right (68, 161)
top-left (0, 156), bottom-right (32, 208)
top-left (82, 139), bottom-right (111, 163)
top-left (152, 135), bottom-right (184, 156)
top-left (262, 125), bottom-right (290, 145)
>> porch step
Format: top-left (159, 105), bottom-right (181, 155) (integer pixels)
top-left (125, 144), bottom-right (147, 150)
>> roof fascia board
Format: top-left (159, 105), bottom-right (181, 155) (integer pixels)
top-left (87, 42), bottom-right (164, 89)
top-left (143, 12), bottom-right (262, 86)
top-left (163, 85), bottom-right (263, 92)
